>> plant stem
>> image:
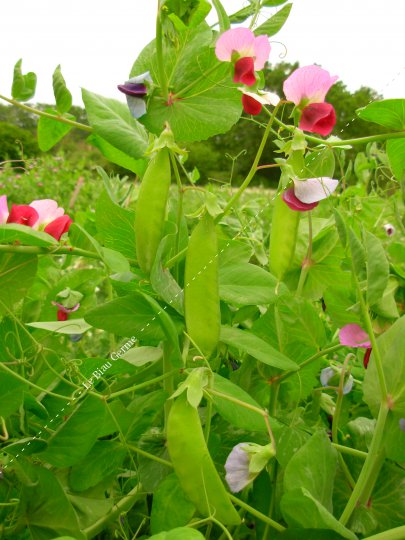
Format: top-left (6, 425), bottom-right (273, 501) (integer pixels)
top-left (339, 402), bottom-right (389, 525)
top-left (229, 494), bottom-right (286, 532)
top-left (361, 525), bottom-right (405, 540)
top-left (155, 4), bottom-right (168, 100)
top-left (0, 94), bottom-right (92, 132)
top-left (273, 116), bottom-right (405, 146)
top-left (331, 443), bottom-right (367, 459)
top-left (296, 210), bottom-right (313, 297)
top-left (0, 243), bottom-right (102, 260)
top-left (218, 103), bottom-right (281, 221)
top-left (127, 444), bottom-right (173, 468)
top-left (106, 369), bottom-right (178, 399)
top-left (279, 344), bottom-right (342, 382)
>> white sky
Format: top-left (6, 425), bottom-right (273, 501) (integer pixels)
top-left (0, 0), bottom-right (404, 106)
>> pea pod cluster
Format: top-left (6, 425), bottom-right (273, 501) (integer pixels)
top-left (184, 214), bottom-right (220, 359)
top-left (135, 147), bottom-right (171, 274)
top-left (166, 393), bottom-right (241, 525)
top-left (269, 192), bottom-right (300, 280)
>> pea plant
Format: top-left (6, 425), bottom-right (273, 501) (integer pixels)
top-left (0, 1), bottom-right (404, 539)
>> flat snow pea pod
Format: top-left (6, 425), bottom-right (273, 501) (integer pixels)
top-left (167, 393), bottom-right (241, 525)
top-left (184, 214), bottom-right (220, 359)
top-left (135, 147), bottom-right (171, 273)
top-left (269, 193), bottom-right (300, 280)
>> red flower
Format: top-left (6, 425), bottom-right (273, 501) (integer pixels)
top-left (57, 309), bottom-right (68, 321)
top-left (242, 93), bottom-right (262, 115)
top-left (299, 102), bottom-right (336, 136)
top-left (363, 348), bottom-right (372, 369)
top-left (282, 188), bottom-right (319, 212)
top-left (44, 215), bottom-right (73, 241)
top-left (234, 57), bottom-right (256, 86)
top-left (7, 205), bottom-right (39, 227)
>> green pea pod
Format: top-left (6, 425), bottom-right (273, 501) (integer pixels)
top-left (269, 193), bottom-right (300, 280)
top-left (135, 148), bottom-right (171, 273)
top-left (167, 393), bottom-right (241, 525)
top-left (184, 214), bottom-right (220, 359)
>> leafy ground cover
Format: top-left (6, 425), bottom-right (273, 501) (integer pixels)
top-left (0, 1), bottom-right (404, 540)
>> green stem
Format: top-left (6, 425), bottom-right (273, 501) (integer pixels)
top-left (331, 443), bottom-right (367, 459)
top-left (82, 485), bottom-right (141, 537)
top-left (229, 494), bottom-right (286, 532)
top-left (155, 6), bottom-right (168, 99)
top-left (362, 525), bottom-right (405, 540)
top-left (0, 243), bottom-right (103, 260)
top-left (279, 344), bottom-right (342, 382)
top-left (339, 402), bottom-right (389, 525)
top-left (218, 103), bottom-right (281, 221)
top-left (0, 94), bottom-right (92, 132)
top-left (358, 449), bottom-right (385, 505)
top-left (127, 443), bottom-right (173, 468)
top-left (165, 246), bottom-right (187, 269)
top-left (106, 369), bottom-right (178, 400)
top-left (296, 211), bottom-right (313, 297)
top-left (273, 116), bottom-right (405, 146)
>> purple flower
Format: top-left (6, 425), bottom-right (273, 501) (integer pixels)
top-left (118, 71), bottom-right (152, 118)
top-left (225, 442), bottom-right (275, 493)
top-left (320, 367), bottom-right (353, 394)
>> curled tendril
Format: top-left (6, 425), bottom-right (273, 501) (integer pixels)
top-left (270, 40), bottom-right (288, 59)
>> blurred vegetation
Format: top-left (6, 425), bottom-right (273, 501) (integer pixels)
top-left (0, 61), bottom-right (387, 192)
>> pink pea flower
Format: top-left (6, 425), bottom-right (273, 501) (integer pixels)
top-left (299, 102), bottom-right (336, 136)
top-left (29, 199), bottom-right (73, 240)
top-left (0, 195), bottom-right (9, 223)
top-left (52, 301), bottom-right (80, 322)
top-left (282, 177), bottom-right (339, 212)
top-left (238, 88), bottom-right (280, 115)
top-left (283, 65), bottom-right (338, 136)
top-left (7, 205), bottom-right (39, 227)
top-left (215, 28), bottom-right (270, 87)
top-left (339, 324), bottom-right (372, 369)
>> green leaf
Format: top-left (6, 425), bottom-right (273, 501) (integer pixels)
top-left (52, 65), bottom-right (72, 114)
top-left (212, 374), bottom-right (271, 432)
top-left (281, 488), bottom-right (357, 540)
top-left (121, 345), bottom-right (163, 366)
top-left (333, 208), bottom-right (347, 248)
top-left (82, 89), bottom-right (148, 158)
top-left (20, 465), bottom-right (85, 540)
top-left (69, 440), bottom-right (126, 491)
top-left (229, 5), bottom-right (255, 24)
top-left (254, 3), bottom-right (292, 37)
top-left (39, 396), bottom-right (105, 467)
top-left (356, 99), bottom-right (405, 130)
top-left (384, 413), bottom-right (405, 462)
top-left (348, 228), bottom-right (366, 279)
top-left (211, 0), bottom-right (230, 31)
top-left (283, 431), bottom-right (337, 511)
top-left (37, 109), bottom-right (74, 151)
top-left (131, 24), bottom-right (241, 142)
top-left (0, 224), bottom-right (57, 246)
top-left (88, 134), bottom-right (147, 176)
top-left (2, 437), bottom-right (48, 456)
top-left (26, 318), bottom-right (92, 335)
top-left (363, 230), bottom-right (389, 306)
top-left (219, 263), bottom-right (284, 306)
top-left (220, 325), bottom-right (298, 371)
top-left (0, 372), bottom-right (27, 418)
top-left (85, 293), bottom-right (176, 342)
top-left (148, 528), bottom-right (205, 540)
top-left (304, 147), bottom-right (335, 178)
top-left (150, 473), bottom-right (196, 534)
top-left (387, 138), bottom-right (405, 181)
top-left (0, 253), bottom-right (38, 316)
top-left (11, 59), bottom-right (37, 101)
top-left (363, 316), bottom-right (405, 417)
top-left (151, 234), bottom-right (184, 315)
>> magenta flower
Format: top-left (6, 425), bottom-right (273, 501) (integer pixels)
top-left (215, 28), bottom-right (270, 87)
top-left (339, 324), bottom-right (371, 348)
top-left (299, 102), bottom-right (336, 136)
top-left (283, 65), bottom-right (338, 136)
top-left (0, 195), bottom-right (8, 223)
top-left (238, 88), bottom-right (280, 116)
top-left (283, 65), bottom-right (338, 106)
top-left (7, 205), bottom-right (39, 227)
top-left (282, 177), bottom-right (339, 212)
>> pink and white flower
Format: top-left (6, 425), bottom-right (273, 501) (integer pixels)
top-left (282, 177), bottom-right (339, 212)
top-left (238, 88), bottom-right (280, 115)
top-left (215, 28), bottom-right (270, 87)
top-left (339, 324), bottom-right (371, 348)
top-left (0, 195), bottom-right (8, 223)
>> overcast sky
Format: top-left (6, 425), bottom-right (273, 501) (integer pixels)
top-left (0, 0), bottom-right (404, 106)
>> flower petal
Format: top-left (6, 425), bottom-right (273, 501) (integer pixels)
top-left (320, 367), bottom-right (335, 387)
top-left (282, 188), bottom-right (319, 212)
top-left (215, 27), bottom-right (255, 62)
top-left (383, 223), bottom-right (395, 236)
top-left (7, 205), bottom-right (39, 227)
top-left (339, 324), bottom-right (371, 348)
top-left (252, 35), bottom-right (271, 70)
top-left (29, 199), bottom-right (64, 226)
top-left (299, 102), bottom-right (336, 136)
top-left (234, 57), bottom-right (256, 86)
top-left (283, 65), bottom-right (338, 105)
top-left (225, 443), bottom-right (251, 493)
top-left (118, 83), bottom-right (147, 96)
top-left (44, 215), bottom-right (72, 240)
top-left (293, 177), bottom-right (339, 204)
top-left (0, 195), bottom-right (9, 223)
top-left (239, 88), bottom-right (280, 106)
top-left (242, 93), bottom-right (262, 115)
top-left (126, 95), bottom-right (147, 119)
